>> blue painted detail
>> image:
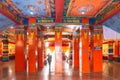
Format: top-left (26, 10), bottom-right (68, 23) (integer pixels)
top-left (23, 18), bottom-right (28, 24)
top-left (2, 58), bottom-right (9, 61)
top-left (89, 18), bottom-right (95, 25)
top-left (103, 12), bottom-right (120, 33)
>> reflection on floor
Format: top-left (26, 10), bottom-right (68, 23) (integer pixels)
top-left (0, 60), bottom-right (120, 80)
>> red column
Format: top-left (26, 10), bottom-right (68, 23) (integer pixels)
top-left (93, 29), bottom-right (103, 72)
top-left (0, 41), bottom-right (2, 60)
top-left (55, 27), bottom-right (63, 73)
top-left (28, 27), bottom-right (37, 73)
top-left (15, 29), bottom-right (26, 72)
top-left (38, 31), bottom-right (44, 68)
top-left (81, 28), bottom-right (89, 73)
top-left (73, 32), bottom-right (79, 68)
top-left (114, 41), bottom-right (119, 56)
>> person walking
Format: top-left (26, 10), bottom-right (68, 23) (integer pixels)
top-left (47, 53), bottom-right (52, 70)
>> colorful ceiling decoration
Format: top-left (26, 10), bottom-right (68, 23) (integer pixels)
top-left (0, 0), bottom-right (120, 25)
top-left (2, 0), bottom-right (55, 18)
top-left (64, 0), bottom-right (112, 17)
top-left (0, 13), bottom-right (15, 32)
top-left (96, 1), bottom-right (120, 23)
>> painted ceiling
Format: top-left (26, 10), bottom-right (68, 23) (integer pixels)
top-left (65, 0), bottom-right (111, 17)
top-left (0, 0), bottom-right (119, 19)
top-left (63, 0), bottom-right (120, 18)
top-left (4, 0), bottom-right (55, 18)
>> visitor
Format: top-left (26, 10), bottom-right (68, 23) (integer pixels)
top-left (47, 53), bottom-right (52, 70)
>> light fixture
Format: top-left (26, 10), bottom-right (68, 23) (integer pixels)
top-left (10, 26), bottom-right (14, 29)
top-left (78, 4), bottom-right (94, 14)
top-left (30, 11), bottom-right (34, 15)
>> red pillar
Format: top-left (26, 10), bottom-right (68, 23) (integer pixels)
top-left (73, 32), bottom-right (79, 68)
top-left (81, 28), bottom-right (89, 73)
top-left (27, 18), bottom-right (37, 73)
top-left (55, 27), bottom-right (63, 73)
top-left (114, 41), bottom-right (119, 56)
top-left (0, 41), bottom-right (2, 60)
top-left (93, 29), bottom-right (103, 72)
top-left (15, 29), bottom-right (26, 72)
top-left (28, 27), bottom-right (37, 73)
top-left (38, 31), bottom-right (44, 68)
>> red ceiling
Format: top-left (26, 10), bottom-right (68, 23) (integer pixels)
top-left (67, 0), bottom-right (112, 17)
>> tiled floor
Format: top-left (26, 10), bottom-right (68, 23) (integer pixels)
top-left (0, 60), bottom-right (120, 80)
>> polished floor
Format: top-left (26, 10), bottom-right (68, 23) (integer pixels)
top-left (0, 60), bottom-right (120, 80)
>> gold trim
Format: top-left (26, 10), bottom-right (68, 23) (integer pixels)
top-left (66, 0), bottom-right (72, 16)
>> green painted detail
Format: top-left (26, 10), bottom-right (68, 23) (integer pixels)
top-left (103, 5), bottom-right (112, 13)
top-left (98, 26), bottom-right (103, 29)
top-left (59, 23), bottom-right (63, 26)
top-left (96, 31), bottom-right (100, 34)
top-left (113, 0), bottom-right (120, 2)
top-left (38, 31), bottom-right (43, 34)
top-left (57, 30), bottom-right (60, 33)
top-left (18, 31), bottom-right (21, 34)
top-left (96, 14), bottom-right (102, 21)
top-left (76, 35), bottom-right (79, 38)
top-left (63, 0), bottom-right (71, 16)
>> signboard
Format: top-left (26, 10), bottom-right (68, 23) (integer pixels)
top-left (37, 18), bottom-right (55, 23)
top-left (62, 17), bottom-right (82, 23)
top-left (94, 46), bottom-right (102, 50)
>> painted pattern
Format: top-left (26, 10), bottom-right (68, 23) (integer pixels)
top-left (65, 0), bottom-right (111, 17)
top-left (1, 0), bottom-right (55, 18)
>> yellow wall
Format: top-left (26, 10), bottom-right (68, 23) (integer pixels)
top-left (102, 44), bottom-right (108, 56)
top-left (8, 43), bottom-right (15, 55)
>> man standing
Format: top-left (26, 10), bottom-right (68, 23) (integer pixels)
top-left (47, 53), bottom-right (52, 70)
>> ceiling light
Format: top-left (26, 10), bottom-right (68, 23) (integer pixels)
top-left (10, 26), bottom-right (14, 29)
top-left (78, 4), bottom-right (94, 14)
top-left (81, 11), bottom-right (85, 14)
top-left (30, 12), bottom-right (34, 15)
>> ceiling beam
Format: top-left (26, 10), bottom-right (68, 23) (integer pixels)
top-left (97, 3), bottom-right (120, 24)
top-left (55, 0), bottom-right (64, 22)
top-left (0, 3), bottom-right (22, 25)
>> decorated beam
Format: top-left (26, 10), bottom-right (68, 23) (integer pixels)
top-left (0, 2), bottom-right (22, 24)
top-left (24, 17), bottom-right (95, 24)
top-left (62, 17), bottom-right (95, 24)
top-left (37, 18), bottom-right (55, 23)
top-left (55, 0), bottom-right (64, 22)
top-left (96, 1), bottom-right (120, 24)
